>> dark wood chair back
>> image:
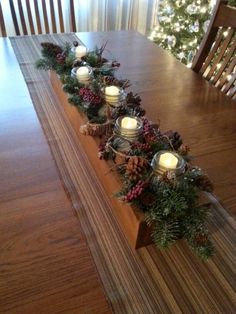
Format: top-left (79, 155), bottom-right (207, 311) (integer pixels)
top-left (192, 0), bottom-right (236, 100)
top-left (0, 0), bottom-right (77, 36)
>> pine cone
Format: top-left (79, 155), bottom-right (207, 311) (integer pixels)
top-left (56, 52), bottom-right (66, 64)
top-left (178, 144), bottom-right (190, 156)
top-left (41, 42), bottom-right (63, 58)
top-left (126, 92), bottom-right (142, 106)
top-left (111, 105), bottom-right (127, 120)
top-left (164, 130), bottom-right (183, 150)
top-left (126, 156), bottom-right (148, 181)
top-left (196, 175), bottom-right (214, 192)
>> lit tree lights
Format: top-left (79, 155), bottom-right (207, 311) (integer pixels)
top-left (150, 0), bottom-right (236, 66)
top-left (149, 0), bottom-right (214, 66)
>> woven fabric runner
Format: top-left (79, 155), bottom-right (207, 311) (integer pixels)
top-left (10, 34), bottom-right (236, 313)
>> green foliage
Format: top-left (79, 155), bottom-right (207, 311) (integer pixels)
top-left (86, 104), bottom-right (101, 121)
top-left (188, 238), bottom-right (214, 260)
top-left (85, 52), bottom-right (101, 67)
top-left (140, 169), bottom-right (214, 260)
top-left (35, 58), bottom-right (55, 71)
top-left (68, 94), bottom-right (83, 109)
top-left (151, 220), bottom-right (180, 248)
top-left (150, 141), bottom-right (167, 155)
top-left (89, 116), bottom-right (107, 124)
top-left (36, 41), bottom-right (125, 124)
top-left (63, 76), bottom-right (83, 94)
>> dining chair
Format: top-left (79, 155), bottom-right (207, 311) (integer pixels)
top-left (191, 0), bottom-right (236, 100)
top-left (0, 0), bottom-right (77, 36)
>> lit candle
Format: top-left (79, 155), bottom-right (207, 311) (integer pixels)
top-left (76, 66), bottom-right (89, 81)
top-left (75, 45), bottom-right (87, 59)
top-left (105, 86), bottom-right (120, 97)
top-left (121, 117), bottom-right (137, 129)
top-left (105, 85), bottom-right (120, 104)
top-left (115, 116), bottom-right (143, 142)
top-left (159, 152), bottom-right (178, 170)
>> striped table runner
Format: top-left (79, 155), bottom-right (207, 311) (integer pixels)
top-left (10, 34), bottom-right (236, 313)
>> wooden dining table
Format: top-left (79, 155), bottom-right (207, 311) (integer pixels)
top-left (0, 31), bottom-right (235, 313)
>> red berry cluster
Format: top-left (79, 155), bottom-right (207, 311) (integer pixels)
top-left (131, 142), bottom-right (151, 152)
top-left (142, 118), bottom-right (152, 134)
top-left (123, 180), bottom-right (145, 202)
top-left (79, 87), bottom-right (102, 105)
top-left (144, 132), bottom-right (157, 144)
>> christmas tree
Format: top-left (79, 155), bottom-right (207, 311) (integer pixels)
top-left (150, 0), bottom-right (214, 66)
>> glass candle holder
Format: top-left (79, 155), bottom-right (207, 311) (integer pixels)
top-left (104, 86), bottom-right (124, 107)
top-left (71, 66), bottom-right (93, 84)
top-left (114, 116), bottom-right (143, 142)
top-left (151, 150), bottom-right (186, 176)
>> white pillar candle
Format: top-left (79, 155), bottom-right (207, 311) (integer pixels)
top-left (121, 117), bottom-right (137, 129)
top-left (105, 86), bottom-right (120, 96)
top-left (76, 66), bottom-right (89, 80)
top-left (105, 85), bottom-right (120, 104)
top-left (159, 152), bottom-right (178, 170)
top-left (75, 45), bottom-right (87, 59)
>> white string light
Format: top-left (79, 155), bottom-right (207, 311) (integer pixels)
top-left (223, 31), bottom-right (229, 37)
top-left (200, 7), bottom-right (207, 13)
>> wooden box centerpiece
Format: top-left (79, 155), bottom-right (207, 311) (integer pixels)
top-left (50, 71), bottom-right (152, 248)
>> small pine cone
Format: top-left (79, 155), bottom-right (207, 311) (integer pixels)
top-left (179, 144), bottom-right (190, 156)
top-left (80, 123), bottom-right (97, 136)
top-left (41, 42), bottom-right (63, 58)
top-left (79, 124), bottom-right (90, 135)
top-left (103, 75), bottom-right (115, 85)
top-left (164, 130), bottom-right (183, 150)
top-left (56, 52), bottom-right (66, 64)
top-left (126, 156), bottom-right (148, 180)
top-left (111, 106), bottom-right (127, 120)
top-left (126, 92), bottom-right (142, 106)
top-left (196, 175), bottom-right (214, 193)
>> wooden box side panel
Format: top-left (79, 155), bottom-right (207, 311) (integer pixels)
top-left (50, 71), bottom-right (152, 248)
